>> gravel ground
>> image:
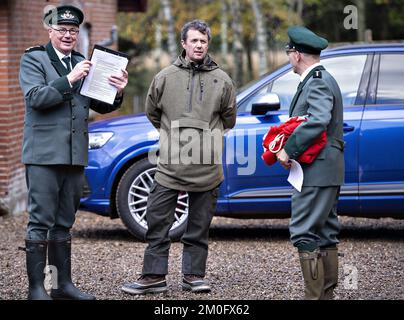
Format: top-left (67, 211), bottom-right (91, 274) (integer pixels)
top-left (0, 211), bottom-right (403, 300)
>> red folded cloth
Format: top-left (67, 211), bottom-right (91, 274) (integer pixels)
top-left (262, 116), bottom-right (327, 166)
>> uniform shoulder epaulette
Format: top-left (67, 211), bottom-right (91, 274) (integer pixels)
top-left (25, 45), bottom-right (45, 53)
top-left (71, 50), bottom-right (85, 59)
top-left (313, 70), bottom-right (322, 79)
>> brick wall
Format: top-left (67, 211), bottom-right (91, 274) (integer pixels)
top-left (0, 2), bottom-right (10, 215)
top-left (0, 0), bottom-right (57, 215)
top-left (0, 0), bottom-right (121, 215)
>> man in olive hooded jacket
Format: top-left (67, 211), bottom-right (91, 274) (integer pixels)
top-left (122, 20), bottom-right (236, 295)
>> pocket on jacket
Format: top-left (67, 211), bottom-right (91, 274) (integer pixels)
top-left (32, 124), bottom-right (61, 162)
top-left (32, 123), bottom-right (57, 128)
top-left (170, 118), bottom-right (216, 165)
top-left (330, 138), bottom-right (345, 151)
top-left (315, 147), bottom-right (327, 160)
top-left (171, 118), bottom-right (209, 130)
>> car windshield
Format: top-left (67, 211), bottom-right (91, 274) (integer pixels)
top-left (236, 61), bottom-right (290, 94)
top-left (237, 74), bottom-right (267, 94)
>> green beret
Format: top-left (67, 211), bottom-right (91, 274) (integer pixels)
top-left (286, 26), bottom-right (328, 55)
top-left (44, 5), bottom-right (84, 27)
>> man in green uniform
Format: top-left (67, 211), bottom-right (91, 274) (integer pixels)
top-left (19, 5), bottom-right (128, 300)
top-left (122, 20), bottom-right (237, 295)
top-left (277, 26), bottom-right (344, 299)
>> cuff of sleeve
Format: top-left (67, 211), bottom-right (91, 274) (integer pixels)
top-left (284, 135), bottom-right (301, 160)
top-left (114, 93), bottom-right (124, 105)
top-left (51, 76), bottom-right (73, 101)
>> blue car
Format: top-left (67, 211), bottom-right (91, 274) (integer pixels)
top-left (80, 43), bottom-right (404, 240)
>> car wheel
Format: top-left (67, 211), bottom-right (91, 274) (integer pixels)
top-left (116, 158), bottom-right (189, 241)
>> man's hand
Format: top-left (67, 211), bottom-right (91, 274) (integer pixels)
top-left (276, 149), bottom-right (292, 170)
top-left (67, 60), bottom-right (92, 84)
top-left (109, 69), bottom-right (128, 97)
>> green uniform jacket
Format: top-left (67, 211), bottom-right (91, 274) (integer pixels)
top-left (19, 42), bottom-right (122, 166)
top-left (284, 66), bottom-right (345, 186)
top-left (146, 51), bottom-right (237, 192)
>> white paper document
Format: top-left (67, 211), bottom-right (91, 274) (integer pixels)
top-left (80, 46), bottom-right (128, 105)
top-left (287, 159), bottom-right (304, 192)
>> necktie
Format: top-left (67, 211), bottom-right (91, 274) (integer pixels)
top-left (62, 56), bottom-right (71, 72)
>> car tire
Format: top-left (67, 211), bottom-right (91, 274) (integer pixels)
top-left (116, 158), bottom-right (189, 242)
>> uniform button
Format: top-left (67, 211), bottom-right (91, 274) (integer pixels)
top-left (71, 103), bottom-right (75, 107)
top-left (72, 116), bottom-right (76, 120)
top-left (84, 131), bottom-right (87, 135)
top-left (84, 106), bottom-right (87, 109)
top-left (84, 118), bottom-right (88, 122)
top-left (72, 129), bottom-right (76, 133)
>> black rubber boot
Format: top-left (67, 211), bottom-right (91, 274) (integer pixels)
top-left (48, 238), bottom-right (95, 300)
top-left (25, 240), bottom-right (52, 300)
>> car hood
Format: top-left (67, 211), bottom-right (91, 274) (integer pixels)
top-left (89, 113), bottom-right (152, 131)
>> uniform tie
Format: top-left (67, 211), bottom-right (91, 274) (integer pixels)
top-left (62, 56), bottom-right (71, 72)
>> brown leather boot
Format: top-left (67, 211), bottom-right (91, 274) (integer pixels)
top-left (182, 274), bottom-right (211, 293)
top-left (298, 249), bottom-right (324, 300)
top-left (321, 247), bottom-right (339, 299)
top-left (121, 275), bottom-right (167, 295)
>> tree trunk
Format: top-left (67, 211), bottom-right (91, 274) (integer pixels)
top-left (230, 0), bottom-right (244, 87)
top-left (355, 0), bottom-right (366, 42)
top-left (245, 39), bottom-right (254, 82)
top-left (154, 22), bottom-right (162, 70)
top-left (161, 0), bottom-right (178, 61)
top-left (220, 0), bottom-right (229, 69)
top-left (296, 0), bottom-right (304, 20)
top-left (250, 0), bottom-right (268, 75)
top-left (288, 0), bottom-right (304, 23)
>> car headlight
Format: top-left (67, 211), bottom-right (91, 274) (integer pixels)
top-left (88, 132), bottom-right (114, 149)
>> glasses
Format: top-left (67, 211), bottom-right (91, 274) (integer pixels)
top-left (52, 27), bottom-right (79, 36)
top-left (286, 49), bottom-right (297, 55)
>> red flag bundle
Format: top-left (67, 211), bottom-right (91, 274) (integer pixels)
top-left (262, 116), bottom-right (327, 166)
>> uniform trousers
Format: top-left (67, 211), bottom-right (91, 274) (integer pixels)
top-left (290, 186), bottom-right (340, 249)
top-left (25, 165), bottom-right (84, 241)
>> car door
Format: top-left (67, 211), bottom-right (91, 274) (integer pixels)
top-left (358, 52), bottom-right (404, 216)
top-left (225, 52), bottom-right (369, 216)
top-left (321, 53), bottom-right (369, 214)
top-left (224, 69), bottom-right (296, 215)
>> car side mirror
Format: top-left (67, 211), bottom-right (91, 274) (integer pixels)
top-left (251, 93), bottom-right (281, 116)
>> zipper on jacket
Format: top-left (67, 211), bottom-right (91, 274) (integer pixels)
top-left (199, 78), bottom-right (204, 102)
top-left (187, 69), bottom-right (195, 113)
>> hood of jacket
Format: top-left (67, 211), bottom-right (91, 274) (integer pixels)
top-left (173, 50), bottom-right (219, 72)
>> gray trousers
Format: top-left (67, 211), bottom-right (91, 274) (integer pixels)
top-left (290, 186), bottom-right (340, 249)
top-left (142, 182), bottom-right (218, 276)
top-left (25, 165), bottom-right (84, 241)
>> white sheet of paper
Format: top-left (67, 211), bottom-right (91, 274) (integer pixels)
top-left (80, 48), bottom-right (128, 105)
top-left (287, 159), bottom-right (304, 192)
